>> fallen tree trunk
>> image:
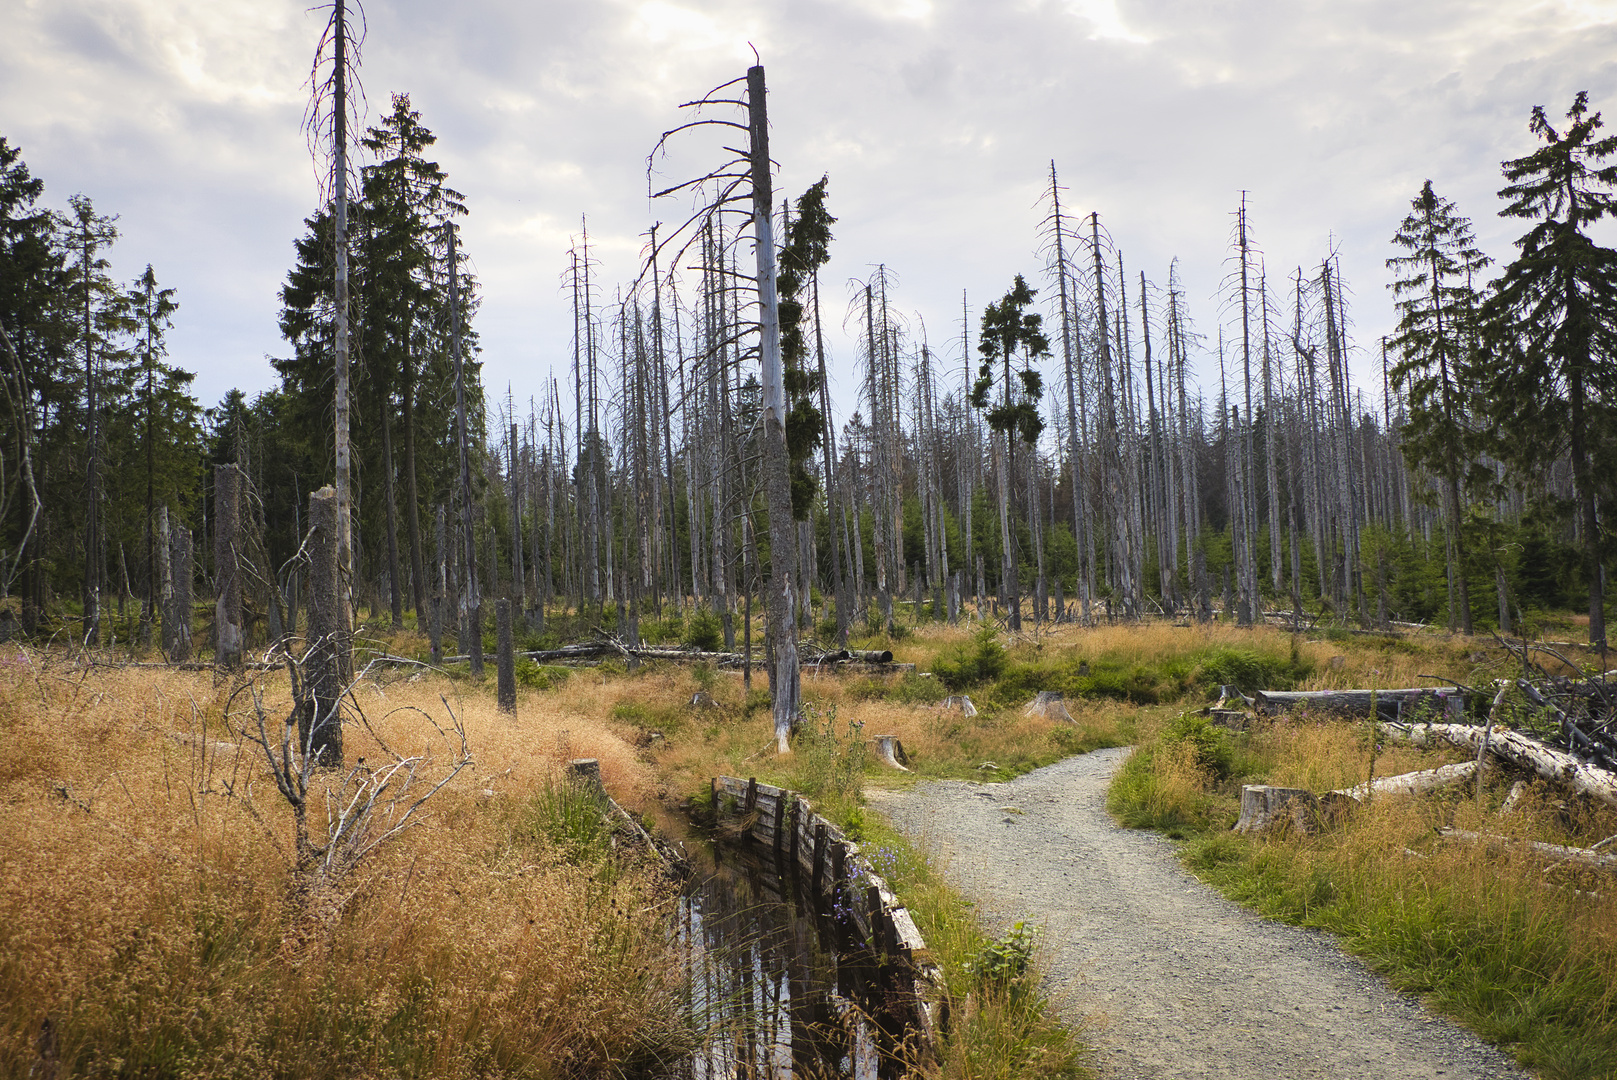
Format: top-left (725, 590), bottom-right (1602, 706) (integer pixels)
top-left (1255, 688), bottom-right (1465, 723)
top-left (1386, 721), bottom-right (1617, 809)
top-left (1435, 827), bottom-right (1617, 873)
top-left (1330, 761), bottom-right (1477, 803)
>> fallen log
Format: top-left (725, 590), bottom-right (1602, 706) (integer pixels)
top-left (1330, 761), bottom-right (1477, 803)
top-left (847, 648), bottom-right (894, 664)
top-left (1254, 688), bottom-right (1466, 723)
top-left (1435, 827), bottom-right (1617, 873)
top-left (1386, 721), bottom-right (1617, 809)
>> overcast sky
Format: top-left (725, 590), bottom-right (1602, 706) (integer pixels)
top-left (4, 0), bottom-right (1614, 434)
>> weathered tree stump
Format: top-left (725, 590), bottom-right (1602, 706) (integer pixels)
top-left (1209, 709), bottom-right (1249, 732)
top-left (941, 694), bottom-right (978, 718)
top-left (1234, 785), bottom-right (1320, 835)
top-left (166, 522), bottom-right (192, 662)
top-left (568, 757), bottom-right (603, 792)
top-left (302, 486), bottom-right (344, 767)
top-left (496, 597), bottom-right (516, 714)
top-left (870, 734), bottom-right (910, 771)
top-left (1023, 691), bottom-right (1074, 723)
top-left (690, 691), bottom-right (717, 709)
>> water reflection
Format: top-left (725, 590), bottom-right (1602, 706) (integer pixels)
top-left (679, 845), bottom-right (911, 1079)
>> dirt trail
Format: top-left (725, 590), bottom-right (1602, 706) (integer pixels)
top-left (868, 748), bottom-right (1530, 1079)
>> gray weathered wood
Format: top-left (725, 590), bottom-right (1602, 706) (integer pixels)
top-left (1234, 785), bottom-right (1319, 835)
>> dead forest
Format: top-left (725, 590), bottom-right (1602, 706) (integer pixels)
top-left (2, 14), bottom-right (1614, 686)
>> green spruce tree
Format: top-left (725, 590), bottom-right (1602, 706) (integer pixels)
top-left (1480, 92), bottom-right (1617, 646)
top-left (1386, 180), bottom-right (1490, 634)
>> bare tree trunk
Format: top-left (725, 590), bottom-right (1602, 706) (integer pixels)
top-left (169, 522), bottom-right (192, 662)
top-left (448, 225), bottom-right (482, 675)
top-left (213, 464), bottom-right (244, 668)
top-left (748, 65), bottom-right (800, 752)
top-left (304, 485), bottom-right (344, 766)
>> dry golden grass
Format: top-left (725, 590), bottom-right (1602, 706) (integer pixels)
top-left (0, 646), bottom-right (693, 1079)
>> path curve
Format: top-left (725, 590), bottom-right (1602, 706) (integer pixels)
top-left (868, 748), bottom-right (1530, 1079)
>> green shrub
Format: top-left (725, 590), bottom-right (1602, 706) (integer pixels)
top-left (1166, 712), bottom-right (1236, 781)
top-left (514, 660), bottom-right (570, 690)
top-left (934, 628), bottom-right (1007, 690)
top-left (965, 921), bottom-right (1038, 990)
top-left (687, 609), bottom-right (723, 652)
top-left (892, 673), bottom-right (948, 705)
top-left (1194, 646), bottom-right (1305, 694)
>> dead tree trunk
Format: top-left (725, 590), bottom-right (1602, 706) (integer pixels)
top-left (167, 521), bottom-right (192, 662)
top-left (448, 225), bottom-right (483, 676)
top-left (748, 65), bottom-right (802, 753)
top-left (213, 464), bottom-right (245, 668)
top-left (303, 485), bottom-right (345, 766)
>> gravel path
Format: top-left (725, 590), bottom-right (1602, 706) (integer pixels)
top-left (868, 747), bottom-right (1530, 1080)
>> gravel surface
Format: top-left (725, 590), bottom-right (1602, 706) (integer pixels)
top-left (868, 747), bottom-right (1531, 1080)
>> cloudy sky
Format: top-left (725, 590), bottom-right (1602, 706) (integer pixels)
top-left (4, 0), bottom-right (1614, 430)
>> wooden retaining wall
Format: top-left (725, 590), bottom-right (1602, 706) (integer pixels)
top-left (711, 775), bottom-right (945, 1045)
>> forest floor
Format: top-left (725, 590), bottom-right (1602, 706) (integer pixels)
top-left (871, 747), bottom-right (1533, 1080)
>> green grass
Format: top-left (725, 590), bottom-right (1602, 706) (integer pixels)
top-left (1110, 710), bottom-right (1617, 1080)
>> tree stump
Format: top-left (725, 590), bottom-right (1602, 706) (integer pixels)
top-left (302, 486), bottom-right (344, 767)
top-left (1209, 709), bottom-right (1248, 732)
top-left (870, 734), bottom-right (910, 770)
top-left (941, 695), bottom-right (977, 717)
top-left (167, 524), bottom-right (192, 662)
top-left (1023, 691), bottom-right (1074, 723)
top-left (1234, 785), bottom-right (1319, 835)
top-left (568, 757), bottom-right (603, 793)
top-left (496, 598), bottom-right (516, 714)
top-left (690, 691), bottom-right (717, 709)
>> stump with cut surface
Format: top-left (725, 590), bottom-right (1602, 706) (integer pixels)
top-left (1234, 785), bottom-right (1320, 835)
top-left (1024, 691), bottom-right (1075, 723)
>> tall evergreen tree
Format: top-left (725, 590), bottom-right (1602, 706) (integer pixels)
top-left (1480, 92), bottom-right (1617, 646)
top-left (971, 274), bottom-right (1048, 630)
top-left (1387, 180), bottom-right (1490, 635)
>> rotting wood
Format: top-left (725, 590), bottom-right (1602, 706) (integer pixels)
top-left (685, 775), bottom-right (943, 1045)
top-left (1386, 721), bottom-right (1617, 809)
top-left (1435, 826), bottom-right (1617, 873)
top-left (1330, 761), bottom-right (1477, 803)
top-left (1255, 687), bottom-right (1466, 722)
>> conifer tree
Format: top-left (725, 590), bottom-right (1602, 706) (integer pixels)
top-left (971, 274), bottom-right (1048, 630)
top-left (1387, 180), bottom-right (1489, 635)
top-left (1480, 92), bottom-right (1617, 646)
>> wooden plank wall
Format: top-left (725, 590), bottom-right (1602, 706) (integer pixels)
top-left (711, 775), bottom-right (945, 1046)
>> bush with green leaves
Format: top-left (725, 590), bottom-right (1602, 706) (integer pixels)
top-left (965, 921), bottom-right (1038, 990)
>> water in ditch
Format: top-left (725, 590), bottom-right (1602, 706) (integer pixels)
top-left (677, 842), bottom-right (916, 1079)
